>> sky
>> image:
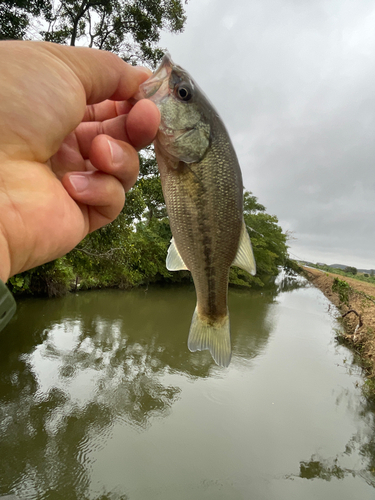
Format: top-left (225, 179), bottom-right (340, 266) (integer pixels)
top-left (158, 0), bottom-right (375, 269)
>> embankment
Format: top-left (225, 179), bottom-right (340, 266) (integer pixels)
top-left (303, 267), bottom-right (375, 397)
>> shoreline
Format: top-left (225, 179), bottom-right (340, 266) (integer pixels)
top-left (303, 267), bottom-right (375, 398)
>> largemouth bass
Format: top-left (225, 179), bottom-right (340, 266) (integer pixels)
top-left (140, 53), bottom-right (256, 367)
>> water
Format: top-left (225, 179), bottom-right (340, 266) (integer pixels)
top-left (0, 279), bottom-right (374, 499)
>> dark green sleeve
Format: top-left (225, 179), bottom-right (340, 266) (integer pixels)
top-left (0, 280), bottom-right (16, 332)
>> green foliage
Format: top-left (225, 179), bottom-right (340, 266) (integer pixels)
top-left (39, 0), bottom-right (186, 64)
top-left (11, 186), bottom-right (291, 295)
top-left (8, 274), bottom-right (31, 294)
top-left (332, 277), bottom-right (351, 306)
top-left (0, 0), bottom-right (52, 40)
top-left (311, 263), bottom-right (375, 286)
top-left (138, 152), bottom-right (167, 222)
top-left (231, 192), bottom-right (288, 285)
top-left (8, 257), bottom-right (75, 297)
top-left (362, 377), bottom-right (375, 401)
top-left (5, 5), bottom-right (291, 296)
top-left (1, 1), bottom-right (186, 63)
top-left (283, 258), bottom-right (302, 275)
top-left (244, 192), bottom-right (288, 273)
top-left (127, 220), bottom-right (171, 282)
top-left (3, 0), bottom-right (187, 295)
top-left (0, 1), bottom-right (28, 40)
top-left (344, 266), bottom-right (357, 275)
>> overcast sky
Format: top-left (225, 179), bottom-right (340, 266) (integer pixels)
top-left (158, 0), bottom-right (375, 269)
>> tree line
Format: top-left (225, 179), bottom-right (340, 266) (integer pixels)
top-left (2, 0), bottom-right (292, 296)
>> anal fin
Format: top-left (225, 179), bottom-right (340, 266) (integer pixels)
top-left (166, 238), bottom-right (189, 271)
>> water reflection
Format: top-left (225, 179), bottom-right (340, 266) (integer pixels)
top-left (297, 454), bottom-right (375, 487)
top-left (1, 279), bottom-right (374, 499)
top-left (0, 285), bottom-right (276, 499)
top-left (276, 273), bottom-right (308, 294)
top-left (293, 395), bottom-right (375, 487)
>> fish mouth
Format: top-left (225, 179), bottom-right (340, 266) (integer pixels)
top-left (139, 52), bottom-right (173, 102)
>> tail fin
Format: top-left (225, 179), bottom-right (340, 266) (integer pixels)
top-left (188, 306), bottom-right (232, 367)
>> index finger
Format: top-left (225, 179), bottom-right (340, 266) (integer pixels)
top-left (44, 42), bottom-right (152, 104)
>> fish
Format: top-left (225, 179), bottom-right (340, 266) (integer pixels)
top-left (139, 53), bottom-right (256, 367)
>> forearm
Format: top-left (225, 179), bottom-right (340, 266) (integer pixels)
top-left (0, 277), bottom-right (16, 332)
top-left (0, 223), bottom-right (17, 332)
top-left (0, 227), bottom-right (11, 283)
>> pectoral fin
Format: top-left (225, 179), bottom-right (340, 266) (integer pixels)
top-left (166, 238), bottom-right (189, 271)
top-left (232, 221), bottom-right (256, 276)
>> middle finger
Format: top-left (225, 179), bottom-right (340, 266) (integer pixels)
top-left (74, 100), bottom-right (160, 159)
top-left (82, 100), bottom-right (133, 122)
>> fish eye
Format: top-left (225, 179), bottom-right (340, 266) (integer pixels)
top-left (176, 84), bottom-right (193, 102)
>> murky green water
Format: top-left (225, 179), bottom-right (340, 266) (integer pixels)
top-left (0, 278), bottom-right (374, 499)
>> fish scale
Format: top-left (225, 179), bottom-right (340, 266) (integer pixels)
top-left (140, 53), bottom-right (256, 366)
top-left (159, 149), bottom-right (240, 319)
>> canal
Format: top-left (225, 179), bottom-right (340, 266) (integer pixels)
top-left (0, 278), bottom-right (374, 499)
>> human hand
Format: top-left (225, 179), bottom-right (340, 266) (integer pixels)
top-left (0, 41), bottom-right (160, 283)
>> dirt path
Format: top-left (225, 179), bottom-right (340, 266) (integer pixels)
top-left (303, 267), bottom-right (375, 396)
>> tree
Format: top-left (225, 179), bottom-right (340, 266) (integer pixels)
top-left (229, 191), bottom-right (289, 288)
top-left (67, 165), bottom-right (173, 291)
top-left (1, 1), bottom-right (186, 64)
top-left (8, 143), bottom-right (177, 295)
top-left (344, 266), bottom-right (357, 275)
top-left (33, 0), bottom-right (185, 64)
top-left (0, 0), bottom-right (51, 40)
top-left (67, 147), bottom-right (174, 289)
top-left (5, 3), bottom-right (292, 295)
top-left (5, 0), bottom-right (187, 295)
top-left (137, 150), bottom-right (167, 223)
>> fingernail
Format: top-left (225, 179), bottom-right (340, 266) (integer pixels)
top-left (108, 140), bottom-right (124, 166)
top-left (70, 174), bottom-right (89, 193)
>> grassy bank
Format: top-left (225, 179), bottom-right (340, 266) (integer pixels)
top-left (303, 267), bottom-right (375, 399)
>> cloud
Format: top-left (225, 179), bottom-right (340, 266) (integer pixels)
top-left (160, 0), bottom-right (375, 268)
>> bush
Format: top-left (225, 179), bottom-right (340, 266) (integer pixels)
top-left (8, 258), bottom-right (75, 297)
